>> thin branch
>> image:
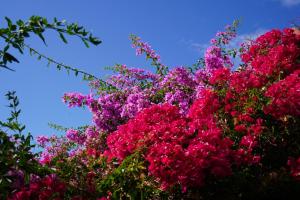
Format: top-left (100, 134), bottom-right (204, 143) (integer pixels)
top-left (23, 44), bottom-right (115, 89)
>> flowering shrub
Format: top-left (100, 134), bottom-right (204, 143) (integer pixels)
top-left (288, 156), bottom-right (300, 180)
top-left (241, 29), bottom-right (300, 77)
top-left (0, 92), bottom-right (51, 199)
top-left (263, 69), bottom-right (300, 118)
top-left (9, 174), bottom-right (66, 200)
top-left (2, 22), bottom-right (300, 199)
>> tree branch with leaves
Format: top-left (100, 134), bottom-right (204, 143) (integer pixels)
top-left (0, 15), bottom-right (113, 89)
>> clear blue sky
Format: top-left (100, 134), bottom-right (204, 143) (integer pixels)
top-left (0, 0), bottom-right (299, 138)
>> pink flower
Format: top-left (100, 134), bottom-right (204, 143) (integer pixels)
top-left (36, 135), bottom-right (49, 147)
top-left (288, 157), bottom-right (300, 180)
top-left (66, 129), bottom-right (86, 145)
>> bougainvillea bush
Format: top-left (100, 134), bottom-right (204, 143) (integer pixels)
top-left (4, 22), bottom-right (300, 199)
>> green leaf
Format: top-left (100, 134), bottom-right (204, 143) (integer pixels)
top-left (89, 35), bottom-right (102, 45)
top-left (23, 31), bottom-right (30, 38)
top-left (10, 25), bottom-right (17, 31)
top-left (4, 52), bottom-right (19, 63)
top-left (16, 19), bottom-right (24, 26)
top-left (59, 33), bottom-right (68, 44)
top-left (37, 33), bottom-right (47, 45)
top-left (12, 43), bottom-right (24, 54)
top-left (3, 45), bottom-right (9, 52)
top-left (82, 39), bottom-right (90, 48)
top-left (5, 17), bottom-right (12, 28)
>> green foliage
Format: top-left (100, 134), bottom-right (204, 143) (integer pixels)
top-left (0, 16), bottom-right (101, 68)
top-left (0, 16), bottom-right (111, 86)
top-left (0, 91), bottom-right (25, 133)
top-left (98, 153), bottom-right (166, 199)
top-left (48, 122), bottom-right (69, 132)
top-left (48, 122), bottom-right (89, 131)
top-left (0, 91), bottom-right (50, 199)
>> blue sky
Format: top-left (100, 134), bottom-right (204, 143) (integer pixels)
top-left (0, 0), bottom-right (299, 138)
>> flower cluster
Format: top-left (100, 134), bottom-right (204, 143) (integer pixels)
top-left (204, 46), bottom-right (233, 72)
top-left (132, 36), bottom-right (161, 62)
top-left (107, 98), bottom-right (234, 189)
top-left (241, 28), bottom-right (300, 78)
top-left (7, 169), bottom-right (25, 191)
top-left (36, 136), bottom-right (49, 148)
top-left (66, 129), bottom-right (86, 145)
top-left (264, 69), bottom-right (300, 118)
top-left (121, 88), bottom-right (151, 118)
top-left (63, 92), bottom-right (94, 108)
top-left (104, 28), bottom-right (300, 192)
top-left (130, 35), bottom-right (163, 65)
top-left (288, 157), bottom-right (300, 180)
top-left (107, 64), bottom-right (158, 90)
top-left (9, 175), bottom-right (66, 200)
top-left (130, 34), bottom-right (168, 75)
top-left (160, 67), bottom-right (197, 113)
top-left (32, 26), bottom-right (300, 199)
top-left (211, 23), bottom-right (238, 45)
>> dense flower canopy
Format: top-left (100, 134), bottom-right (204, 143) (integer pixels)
top-left (5, 24), bottom-right (300, 199)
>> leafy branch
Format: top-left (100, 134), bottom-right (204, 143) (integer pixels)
top-left (0, 91), bottom-right (25, 134)
top-left (0, 91), bottom-right (51, 199)
top-left (26, 44), bottom-right (108, 84)
top-left (0, 16), bottom-right (99, 69)
top-left (0, 16), bottom-right (114, 90)
top-left (48, 122), bottom-right (89, 133)
top-left (130, 34), bottom-right (168, 76)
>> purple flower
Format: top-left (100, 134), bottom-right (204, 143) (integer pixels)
top-left (39, 151), bottom-right (53, 165)
top-left (36, 135), bottom-right (49, 147)
top-left (121, 89), bottom-right (151, 118)
top-left (66, 129), bottom-right (86, 145)
top-left (7, 169), bottom-right (24, 190)
top-left (205, 46), bottom-right (225, 71)
top-left (85, 126), bottom-right (99, 139)
top-left (93, 93), bottom-right (125, 132)
top-left (160, 67), bottom-right (197, 113)
top-left (63, 92), bottom-right (95, 108)
top-left (130, 35), bottom-right (165, 68)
